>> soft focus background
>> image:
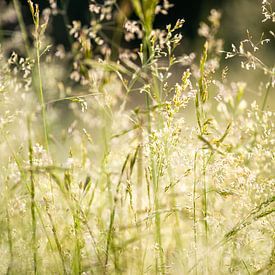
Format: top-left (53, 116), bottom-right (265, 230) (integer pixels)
top-left (1, 0), bottom-right (274, 109)
top-left (2, 0), bottom-right (273, 47)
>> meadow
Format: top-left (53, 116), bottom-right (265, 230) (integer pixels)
top-left (0, 0), bottom-right (274, 274)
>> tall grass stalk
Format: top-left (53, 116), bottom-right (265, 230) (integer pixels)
top-left (4, 131), bottom-right (59, 269)
top-left (44, 198), bottom-right (67, 275)
top-left (12, 0), bottom-right (31, 56)
top-left (72, 211), bottom-right (82, 274)
top-left (193, 151), bottom-right (198, 275)
top-left (6, 209), bottom-right (14, 275)
top-left (14, 0), bottom-right (50, 155)
top-left (27, 0), bottom-right (49, 152)
top-left (195, 40), bottom-right (210, 272)
top-left (105, 152), bottom-right (130, 272)
top-left (27, 117), bottom-right (37, 274)
top-left (36, 45), bottom-right (49, 152)
top-left (137, 1), bottom-right (166, 272)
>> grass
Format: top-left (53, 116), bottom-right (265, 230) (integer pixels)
top-left (0, 0), bottom-right (274, 274)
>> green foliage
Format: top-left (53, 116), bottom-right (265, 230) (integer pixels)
top-left (0, 0), bottom-right (274, 274)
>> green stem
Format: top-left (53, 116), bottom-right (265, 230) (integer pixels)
top-left (6, 209), bottom-right (14, 275)
top-left (15, 0), bottom-right (50, 152)
top-left (27, 118), bottom-right (37, 274)
top-left (36, 38), bottom-right (49, 151)
top-left (193, 151), bottom-right (198, 275)
top-left (202, 155), bottom-right (208, 244)
top-left (73, 211), bottom-right (82, 274)
top-left (12, 0), bottom-right (31, 56)
top-left (4, 131), bottom-right (59, 269)
top-left (143, 23), bottom-right (165, 275)
top-left (45, 199), bottom-right (67, 274)
top-left (145, 76), bottom-right (165, 275)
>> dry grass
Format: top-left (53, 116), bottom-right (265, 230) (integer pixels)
top-left (0, 0), bottom-right (274, 274)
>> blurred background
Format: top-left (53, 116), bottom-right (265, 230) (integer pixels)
top-left (0, 0), bottom-right (274, 108)
top-left (3, 0), bottom-right (226, 45)
top-left (1, 0), bottom-right (273, 49)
